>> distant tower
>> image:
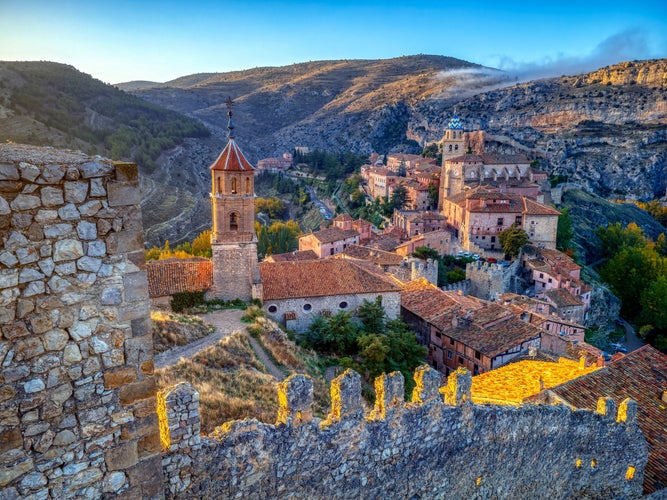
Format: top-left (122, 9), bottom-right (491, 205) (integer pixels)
top-left (209, 98), bottom-right (261, 301)
top-left (438, 114), bottom-right (467, 210)
top-left (441, 114), bottom-right (466, 162)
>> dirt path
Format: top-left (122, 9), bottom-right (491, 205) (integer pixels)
top-left (154, 309), bottom-right (246, 369)
top-left (246, 335), bottom-right (287, 381)
top-left (154, 309), bottom-right (288, 382)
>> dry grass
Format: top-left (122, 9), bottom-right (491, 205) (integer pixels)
top-left (155, 332), bottom-right (279, 434)
top-left (247, 317), bottom-right (330, 418)
top-left (151, 311), bottom-right (214, 354)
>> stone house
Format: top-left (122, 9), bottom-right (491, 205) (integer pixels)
top-left (298, 227), bottom-right (359, 258)
top-left (367, 167), bottom-right (399, 199)
top-left (386, 153), bottom-right (436, 172)
top-left (392, 210), bottom-right (445, 237)
top-left (541, 288), bottom-right (586, 324)
top-left (400, 281), bottom-right (542, 376)
top-left (332, 213), bottom-right (373, 243)
top-left (528, 345), bottom-right (667, 495)
top-left (403, 180), bottom-right (431, 211)
top-left (394, 229), bottom-right (452, 257)
top-left (259, 259), bottom-right (402, 333)
top-left (521, 246), bottom-right (592, 319)
top-left (441, 188), bottom-right (560, 254)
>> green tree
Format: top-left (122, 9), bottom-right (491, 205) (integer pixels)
top-left (556, 207), bottom-right (574, 251)
top-left (596, 222), bottom-right (646, 258)
top-left (499, 227), bottom-right (530, 258)
top-left (600, 246), bottom-right (666, 318)
top-left (411, 246), bottom-right (440, 260)
top-left (358, 334), bottom-right (389, 378)
top-left (655, 232), bottom-right (667, 256)
top-left (357, 296), bottom-right (385, 334)
top-left (427, 183), bottom-right (439, 210)
top-left (191, 230), bottom-right (212, 257)
top-left (387, 185), bottom-right (408, 214)
top-left (640, 275), bottom-right (667, 331)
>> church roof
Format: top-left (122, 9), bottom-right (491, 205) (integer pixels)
top-left (447, 115), bottom-right (464, 130)
top-left (210, 139), bottom-right (255, 172)
top-left (259, 259), bottom-right (401, 300)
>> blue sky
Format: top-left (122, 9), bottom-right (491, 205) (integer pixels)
top-left (1, 0), bottom-right (665, 84)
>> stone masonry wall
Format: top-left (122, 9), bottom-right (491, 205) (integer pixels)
top-left (160, 367), bottom-right (648, 499)
top-left (0, 145), bottom-right (162, 498)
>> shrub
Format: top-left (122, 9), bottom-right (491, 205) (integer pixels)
top-left (171, 290), bottom-right (206, 313)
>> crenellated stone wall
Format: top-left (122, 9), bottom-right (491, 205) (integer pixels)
top-left (159, 367), bottom-right (648, 499)
top-left (0, 145), bottom-right (162, 498)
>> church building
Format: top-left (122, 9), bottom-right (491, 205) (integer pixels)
top-left (208, 99), bottom-right (261, 301)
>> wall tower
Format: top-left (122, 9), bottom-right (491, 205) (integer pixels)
top-left (441, 114), bottom-right (466, 162)
top-left (209, 98), bottom-right (261, 300)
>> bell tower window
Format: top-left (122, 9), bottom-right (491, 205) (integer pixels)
top-left (218, 176), bottom-right (223, 194)
top-left (231, 177), bottom-right (238, 194)
top-left (246, 177), bottom-right (251, 194)
top-left (230, 212), bottom-right (238, 231)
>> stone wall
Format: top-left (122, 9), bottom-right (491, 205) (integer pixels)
top-left (210, 241), bottom-right (260, 301)
top-left (0, 146), bottom-right (162, 498)
top-left (159, 367), bottom-right (648, 499)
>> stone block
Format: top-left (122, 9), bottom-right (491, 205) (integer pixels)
top-left (125, 335), bottom-right (153, 365)
top-left (0, 163), bottom-right (19, 180)
top-left (18, 162), bottom-right (39, 181)
top-left (0, 458), bottom-right (34, 488)
top-left (38, 164), bottom-right (65, 184)
top-left (64, 181), bottom-right (88, 203)
top-left (114, 162), bottom-right (138, 182)
top-left (277, 374), bottom-right (313, 425)
top-left (326, 369), bottom-right (363, 423)
top-left (57, 203), bottom-right (80, 221)
top-left (2, 321), bottom-right (29, 340)
top-left (121, 414), bottom-right (158, 441)
top-left (0, 385), bottom-right (16, 403)
top-left (0, 251), bottom-right (18, 267)
top-left (42, 329), bottom-right (69, 351)
top-left (89, 178), bottom-right (106, 197)
top-left (15, 247), bottom-right (38, 265)
top-left (80, 161), bottom-right (113, 179)
top-left (22, 281), bottom-right (45, 297)
top-left (78, 200), bottom-right (102, 217)
top-left (0, 195), bottom-right (9, 215)
top-left (370, 371), bottom-right (404, 420)
top-left (38, 259), bottom-right (55, 277)
top-left (0, 427), bottom-right (22, 454)
top-left (18, 268), bottom-right (45, 284)
top-left (53, 239), bottom-right (84, 262)
top-left (40, 186), bottom-right (64, 207)
top-left (119, 377), bottom-right (156, 405)
top-left (123, 271), bottom-right (148, 303)
top-left (131, 317), bottom-right (152, 338)
top-left (10, 194), bottom-right (40, 211)
top-left (86, 240), bottom-right (106, 257)
top-left (412, 364), bottom-right (443, 404)
top-left (53, 429), bottom-right (76, 447)
top-left (0, 269), bottom-right (19, 289)
top-left (106, 230), bottom-right (144, 255)
top-left (104, 367), bottom-right (137, 389)
top-left (105, 441), bottom-right (139, 472)
top-left (107, 181), bottom-right (141, 207)
top-left (44, 223), bottom-right (74, 238)
top-left (126, 454), bottom-right (164, 498)
top-left (76, 221), bottom-right (97, 240)
top-left (102, 471), bottom-right (126, 494)
top-left (76, 256), bottom-right (102, 273)
top-left (24, 378), bottom-right (45, 393)
top-left (35, 209), bottom-right (58, 223)
top-left (132, 396), bottom-right (156, 418)
top-left (138, 431), bottom-right (161, 457)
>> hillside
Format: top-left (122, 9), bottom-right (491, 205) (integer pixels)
top-left (2, 56), bottom-right (666, 246)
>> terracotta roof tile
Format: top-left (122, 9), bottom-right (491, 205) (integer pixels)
top-left (523, 197), bottom-right (561, 216)
top-left (259, 259), bottom-right (401, 301)
top-left (310, 227), bottom-right (359, 244)
top-left (146, 258), bottom-right (212, 298)
top-left (341, 245), bottom-right (405, 266)
top-left (446, 316), bottom-right (542, 358)
top-left (210, 139), bottom-right (255, 171)
top-left (264, 250), bottom-right (319, 262)
top-left (542, 345), bottom-right (667, 493)
top-left (543, 288), bottom-right (583, 308)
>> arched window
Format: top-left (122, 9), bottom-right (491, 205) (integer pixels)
top-left (455, 144), bottom-right (459, 151)
top-left (230, 212), bottom-right (238, 231)
top-left (245, 177), bottom-right (251, 194)
top-left (449, 145), bottom-right (453, 152)
top-left (231, 177), bottom-right (237, 194)
top-left (218, 177), bottom-right (223, 194)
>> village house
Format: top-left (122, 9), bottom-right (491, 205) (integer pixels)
top-left (386, 153), bottom-right (436, 172)
top-left (298, 227), bottom-right (360, 258)
top-left (528, 345), bottom-right (667, 495)
top-left (400, 281), bottom-right (542, 376)
top-left (366, 167), bottom-right (400, 199)
top-left (263, 249), bottom-right (319, 263)
top-left (146, 257), bottom-right (212, 308)
top-left (392, 210), bottom-right (446, 237)
top-left (259, 259), bottom-right (402, 333)
top-left (394, 229), bottom-right (453, 257)
top-left (331, 213), bottom-right (373, 243)
top-left (255, 152), bottom-right (292, 173)
top-left (441, 188), bottom-right (560, 255)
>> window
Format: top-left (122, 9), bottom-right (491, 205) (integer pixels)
top-left (515, 216), bottom-right (522, 225)
top-left (491, 236), bottom-right (496, 242)
top-left (548, 278), bottom-right (552, 283)
top-left (497, 218), bottom-right (504, 226)
top-left (458, 356), bottom-right (464, 365)
top-left (454, 144), bottom-right (458, 151)
top-left (230, 213), bottom-right (238, 231)
top-left (329, 248), bottom-right (334, 255)
top-left (245, 177), bottom-right (251, 194)
top-left (447, 350), bottom-right (452, 359)
top-left (539, 273), bottom-right (544, 279)
top-left (218, 177), bottom-right (223, 194)
top-left (339, 301), bottom-right (348, 309)
top-left (435, 331), bottom-right (441, 338)
top-left (449, 338), bottom-right (454, 345)
top-left (231, 177), bottom-right (237, 194)
top-left (303, 303), bottom-right (312, 312)
top-left (267, 305), bottom-right (278, 313)
top-left (449, 145), bottom-right (453, 152)
top-left (475, 351), bottom-right (481, 360)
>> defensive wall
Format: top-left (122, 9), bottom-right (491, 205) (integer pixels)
top-left (159, 368), bottom-right (648, 499)
top-left (0, 145), bottom-right (652, 499)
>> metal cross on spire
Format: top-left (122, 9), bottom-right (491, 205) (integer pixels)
top-left (225, 96), bottom-right (235, 139)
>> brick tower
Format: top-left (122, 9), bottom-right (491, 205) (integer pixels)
top-left (209, 98), bottom-right (261, 300)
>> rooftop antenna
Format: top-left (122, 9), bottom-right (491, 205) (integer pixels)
top-left (225, 96), bottom-right (235, 139)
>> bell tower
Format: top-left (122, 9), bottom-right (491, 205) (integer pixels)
top-left (441, 114), bottom-right (466, 162)
top-left (209, 98), bottom-right (261, 301)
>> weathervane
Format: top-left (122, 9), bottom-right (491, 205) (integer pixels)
top-left (225, 96), bottom-right (235, 139)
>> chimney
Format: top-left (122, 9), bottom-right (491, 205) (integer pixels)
top-left (528, 346), bottom-right (537, 358)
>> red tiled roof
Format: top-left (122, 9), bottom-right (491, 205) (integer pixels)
top-left (146, 258), bottom-right (212, 297)
top-left (341, 245), bottom-right (405, 266)
top-left (543, 345), bottom-right (667, 493)
top-left (259, 259), bottom-right (402, 301)
top-left (523, 197), bottom-right (561, 216)
top-left (264, 250), bottom-right (319, 262)
top-left (210, 139), bottom-right (254, 171)
top-left (446, 316), bottom-right (542, 358)
top-left (309, 227), bottom-right (359, 244)
top-left (543, 288), bottom-right (583, 308)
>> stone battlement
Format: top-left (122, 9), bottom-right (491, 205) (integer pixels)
top-left (159, 367), bottom-right (648, 499)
